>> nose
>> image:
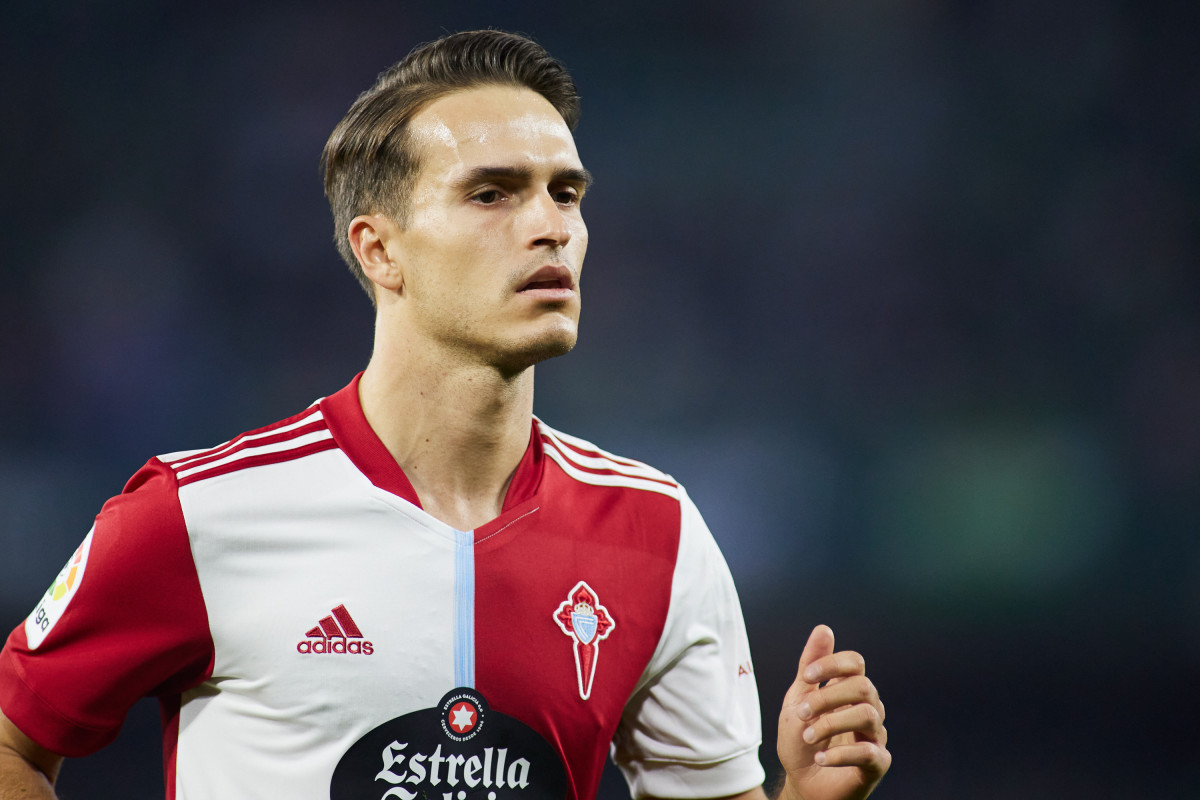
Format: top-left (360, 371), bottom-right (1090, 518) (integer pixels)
top-left (526, 190), bottom-right (572, 250)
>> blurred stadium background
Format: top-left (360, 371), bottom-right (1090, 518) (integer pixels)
top-left (1, 1), bottom-right (1197, 797)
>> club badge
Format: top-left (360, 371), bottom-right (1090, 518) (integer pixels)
top-left (553, 581), bottom-right (614, 700)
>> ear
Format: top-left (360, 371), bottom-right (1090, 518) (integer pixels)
top-left (347, 214), bottom-right (405, 295)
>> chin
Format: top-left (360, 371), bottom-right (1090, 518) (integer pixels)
top-left (496, 327), bottom-right (578, 375)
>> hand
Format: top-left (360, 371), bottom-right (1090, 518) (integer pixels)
top-left (776, 625), bottom-right (890, 800)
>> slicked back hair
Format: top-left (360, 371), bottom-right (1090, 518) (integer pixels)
top-left (321, 30), bottom-right (581, 302)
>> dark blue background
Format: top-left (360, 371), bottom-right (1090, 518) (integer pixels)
top-left (2, 2), bottom-right (1197, 798)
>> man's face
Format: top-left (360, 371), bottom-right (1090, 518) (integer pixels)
top-left (384, 84), bottom-right (590, 375)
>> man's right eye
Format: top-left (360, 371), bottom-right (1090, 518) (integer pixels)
top-left (472, 190), bottom-right (504, 205)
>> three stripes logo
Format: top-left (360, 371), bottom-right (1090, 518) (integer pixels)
top-left (296, 604), bottom-right (374, 655)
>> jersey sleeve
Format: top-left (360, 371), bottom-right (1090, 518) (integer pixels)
top-left (0, 458), bottom-right (214, 757)
top-left (611, 486), bottom-right (765, 799)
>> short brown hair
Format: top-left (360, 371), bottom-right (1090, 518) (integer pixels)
top-left (321, 30), bottom-right (581, 301)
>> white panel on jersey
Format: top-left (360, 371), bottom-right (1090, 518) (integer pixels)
top-left (175, 448), bottom-right (463, 798)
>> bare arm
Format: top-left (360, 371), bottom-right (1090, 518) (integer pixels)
top-left (0, 708), bottom-right (61, 800)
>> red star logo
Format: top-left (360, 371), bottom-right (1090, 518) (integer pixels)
top-left (448, 701), bottom-right (477, 733)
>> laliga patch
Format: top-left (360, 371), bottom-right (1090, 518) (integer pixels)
top-left (331, 687), bottom-right (566, 800)
top-left (25, 526), bottom-right (95, 650)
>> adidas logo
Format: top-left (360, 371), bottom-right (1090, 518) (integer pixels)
top-left (296, 604), bottom-right (374, 655)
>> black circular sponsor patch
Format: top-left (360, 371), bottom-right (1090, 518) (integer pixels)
top-left (331, 688), bottom-right (567, 800)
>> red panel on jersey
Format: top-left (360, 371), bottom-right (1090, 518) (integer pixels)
top-left (321, 376), bottom-right (422, 507)
top-left (473, 464), bottom-right (682, 800)
top-left (0, 460), bottom-right (214, 758)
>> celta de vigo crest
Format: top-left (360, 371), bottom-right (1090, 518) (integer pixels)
top-left (553, 581), bottom-right (614, 700)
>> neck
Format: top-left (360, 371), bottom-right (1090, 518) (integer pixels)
top-left (358, 333), bottom-right (535, 532)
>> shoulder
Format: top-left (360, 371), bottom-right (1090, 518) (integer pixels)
top-left (535, 424), bottom-right (732, 587)
top-left (152, 400), bottom-right (335, 489)
top-left (101, 399), bottom-right (333, 518)
top-left (535, 418), bottom-right (681, 500)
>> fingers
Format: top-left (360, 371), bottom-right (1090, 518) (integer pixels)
top-left (779, 627), bottom-right (892, 791)
top-left (814, 740), bottom-right (892, 775)
top-left (797, 674), bottom-right (882, 723)
top-left (799, 685), bottom-right (889, 777)
top-left (802, 648), bottom-right (866, 685)
top-left (800, 697), bottom-right (886, 746)
top-left (784, 625), bottom-right (835, 708)
top-left (795, 625), bottom-right (835, 687)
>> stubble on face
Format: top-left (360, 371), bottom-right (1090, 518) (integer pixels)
top-left (389, 86), bottom-right (588, 379)
top-left (498, 251), bottom-right (582, 371)
top-left (409, 246), bottom-right (581, 378)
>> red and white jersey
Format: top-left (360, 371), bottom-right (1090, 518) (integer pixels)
top-left (0, 375), bottom-right (763, 800)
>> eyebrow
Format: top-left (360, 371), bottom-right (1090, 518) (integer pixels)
top-left (451, 165), bottom-right (594, 193)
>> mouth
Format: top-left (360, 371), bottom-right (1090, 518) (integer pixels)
top-left (518, 264), bottom-right (576, 294)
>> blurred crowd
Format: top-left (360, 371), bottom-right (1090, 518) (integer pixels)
top-left (1, 2), bottom-right (1196, 797)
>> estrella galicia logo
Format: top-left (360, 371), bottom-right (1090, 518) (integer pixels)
top-left (330, 688), bottom-right (567, 800)
top-left (441, 690), bottom-right (484, 743)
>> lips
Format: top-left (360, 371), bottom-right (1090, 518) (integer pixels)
top-left (518, 264), bottom-right (575, 293)
top-left (523, 279), bottom-right (567, 291)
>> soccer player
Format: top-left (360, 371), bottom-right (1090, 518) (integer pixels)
top-left (0, 30), bottom-right (889, 800)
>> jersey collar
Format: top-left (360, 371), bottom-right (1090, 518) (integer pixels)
top-left (320, 373), bottom-right (544, 514)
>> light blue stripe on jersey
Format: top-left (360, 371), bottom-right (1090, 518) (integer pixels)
top-left (453, 529), bottom-right (475, 688)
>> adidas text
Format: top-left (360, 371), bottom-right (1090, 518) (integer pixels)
top-left (297, 638), bottom-right (374, 655)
